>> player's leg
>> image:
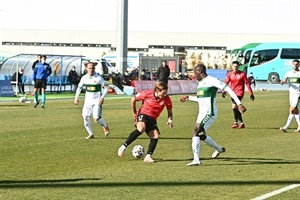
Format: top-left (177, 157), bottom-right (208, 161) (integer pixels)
top-left (292, 97), bottom-right (300, 132)
top-left (33, 80), bottom-right (40, 108)
top-left (93, 104), bottom-right (110, 136)
top-left (41, 80), bottom-right (47, 108)
top-left (83, 104), bottom-right (94, 139)
top-left (280, 93), bottom-right (297, 132)
top-left (231, 98), bottom-right (239, 128)
top-left (144, 121), bottom-right (159, 163)
top-left (232, 96), bottom-right (244, 128)
top-left (199, 114), bottom-right (225, 158)
top-left (118, 114), bottom-right (146, 157)
top-left (187, 112), bottom-right (209, 166)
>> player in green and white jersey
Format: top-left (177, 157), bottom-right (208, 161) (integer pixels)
top-left (180, 64), bottom-right (246, 166)
top-left (74, 62), bottom-right (110, 139)
top-left (280, 59), bottom-right (300, 133)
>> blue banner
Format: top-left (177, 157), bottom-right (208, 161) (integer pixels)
top-left (0, 80), bottom-right (15, 97)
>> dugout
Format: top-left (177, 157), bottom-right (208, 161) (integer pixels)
top-left (0, 54), bottom-right (84, 93)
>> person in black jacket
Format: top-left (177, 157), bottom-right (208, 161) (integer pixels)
top-left (156, 60), bottom-right (170, 85)
top-left (11, 68), bottom-right (25, 94)
top-left (32, 54), bottom-right (41, 70)
top-left (68, 66), bottom-right (80, 92)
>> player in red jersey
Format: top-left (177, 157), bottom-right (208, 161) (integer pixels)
top-left (117, 82), bottom-right (174, 162)
top-left (223, 61), bottom-right (255, 128)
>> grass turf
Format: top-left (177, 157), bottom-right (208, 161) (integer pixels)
top-left (0, 91), bottom-right (300, 199)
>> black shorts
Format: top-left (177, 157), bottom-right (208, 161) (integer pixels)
top-left (231, 96), bottom-right (243, 105)
top-left (136, 114), bottom-right (160, 135)
top-left (34, 79), bottom-right (47, 89)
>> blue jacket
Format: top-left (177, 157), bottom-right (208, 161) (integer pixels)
top-left (33, 62), bottom-right (52, 80)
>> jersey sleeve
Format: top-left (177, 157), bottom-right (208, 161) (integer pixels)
top-left (224, 72), bottom-right (231, 84)
top-left (165, 95), bottom-right (173, 109)
top-left (243, 72), bottom-right (253, 95)
top-left (134, 90), bottom-right (146, 101)
top-left (212, 77), bottom-right (226, 90)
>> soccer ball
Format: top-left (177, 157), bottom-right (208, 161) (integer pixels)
top-left (18, 96), bottom-right (27, 103)
top-left (132, 145), bottom-right (145, 158)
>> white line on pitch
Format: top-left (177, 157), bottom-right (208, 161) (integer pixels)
top-left (251, 184), bottom-right (300, 200)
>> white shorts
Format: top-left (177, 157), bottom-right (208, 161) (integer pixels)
top-left (196, 110), bottom-right (217, 131)
top-left (289, 92), bottom-right (300, 108)
top-left (82, 102), bottom-right (102, 119)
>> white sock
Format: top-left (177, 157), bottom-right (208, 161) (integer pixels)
top-left (284, 114), bottom-right (294, 129)
top-left (192, 137), bottom-right (200, 162)
top-left (83, 116), bottom-right (93, 135)
top-left (294, 114), bottom-right (300, 129)
top-left (97, 118), bottom-right (107, 127)
top-left (203, 135), bottom-right (223, 152)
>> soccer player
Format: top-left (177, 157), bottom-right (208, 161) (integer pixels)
top-left (223, 61), bottom-right (255, 128)
top-left (180, 64), bottom-right (246, 166)
top-left (74, 62), bottom-right (110, 139)
top-left (279, 59), bottom-right (300, 132)
top-left (117, 81), bottom-right (174, 163)
top-left (32, 55), bottom-right (52, 108)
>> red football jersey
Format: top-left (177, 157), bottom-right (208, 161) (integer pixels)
top-left (225, 70), bottom-right (253, 97)
top-left (135, 90), bottom-right (173, 120)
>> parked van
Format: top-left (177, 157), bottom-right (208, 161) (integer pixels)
top-left (81, 58), bottom-right (115, 80)
top-left (102, 52), bottom-right (143, 71)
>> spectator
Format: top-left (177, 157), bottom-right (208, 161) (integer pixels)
top-left (248, 72), bottom-right (256, 88)
top-left (112, 69), bottom-right (123, 91)
top-left (140, 70), bottom-right (148, 80)
top-left (156, 60), bottom-right (170, 85)
top-left (32, 54), bottom-right (41, 70)
top-left (11, 68), bottom-right (25, 94)
top-left (122, 70), bottom-right (132, 86)
top-left (183, 72), bottom-right (192, 80)
top-left (68, 66), bottom-right (80, 92)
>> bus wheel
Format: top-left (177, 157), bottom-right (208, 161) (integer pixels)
top-left (268, 73), bottom-right (280, 83)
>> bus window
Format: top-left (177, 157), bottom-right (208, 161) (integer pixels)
top-left (280, 48), bottom-right (300, 59)
top-left (244, 50), bottom-right (252, 64)
top-left (250, 49), bottom-right (279, 67)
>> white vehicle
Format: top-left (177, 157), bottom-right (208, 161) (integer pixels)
top-left (82, 58), bottom-right (115, 80)
top-left (102, 52), bottom-right (143, 70)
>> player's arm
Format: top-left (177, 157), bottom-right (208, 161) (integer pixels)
top-left (74, 78), bottom-right (84, 105)
top-left (243, 73), bottom-right (255, 101)
top-left (281, 77), bottom-right (288, 85)
top-left (166, 108), bottom-right (174, 128)
top-left (221, 73), bottom-right (231, 97)
top-left (131, 96), bottom-right (138, 117)
top-left (179, 95), bottom-right (198, 102)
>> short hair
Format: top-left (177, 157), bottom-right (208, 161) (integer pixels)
top-left (293, 59), bottom-right (299, 63)
top-left (232, 61), bottom-right (240, 65)
top-left (154, 81), bottom-right (168, 91)
top-left (194, 64), bottom-right (206, 73)
top-left (86, 62), bottom-right (96, 67)
top-left (41, 55), bottom-right (47, 60)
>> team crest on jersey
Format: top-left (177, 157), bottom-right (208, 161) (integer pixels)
top-left (159, 100), bottom-right (164, 106)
